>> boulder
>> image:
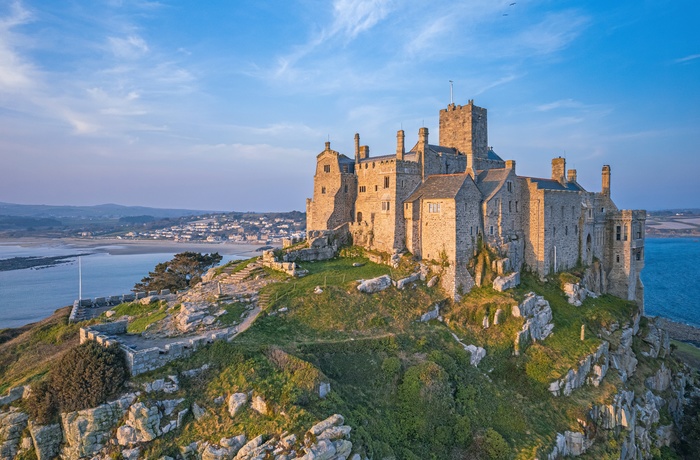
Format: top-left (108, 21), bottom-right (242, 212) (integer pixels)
top-left (645, 364), bottom-right (672, 392)
top-left (356, 275), bottom-right (392, 293)
top-left (308, 414), bottom-right (344, 436)
top-left (493, 271), bottom-right (520, 292)
top-left (228, 393), bottom-right (248, 418)
top-left (319, 382), bottom-right (331, 399)
top-left (465, 345), bottom-right (486, 366)
top-left (28, 422), bottom-right (62, 460)
top-left (192, 402), bottom-right (207, 420)
top-left (122, 447), bottom-right (141, 460)
top-left (427, 275), bottom-right (439, 288)
top-left (493, 308), bottom-right (503, 325)
top-left (0, 409), bottom-right (29, 460)
top-left (250, 395), bottom-right (268, 415)
top-left (396, 272), bottom-right (420, 290)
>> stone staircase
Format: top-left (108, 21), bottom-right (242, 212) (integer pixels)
top-left (257, 291), bottom-right (273, 310)
top-left (220, 260), bottom-right (263, 284)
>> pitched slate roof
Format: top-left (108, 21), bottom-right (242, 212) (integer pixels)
top-left (476, 168), bottom-right (511, 201)
top-left (406, 174), bottom-right (473, 202)
top-left (527, 177), bottom-right (585, 192)
top-left (487, 148), bottom-right (503, 161)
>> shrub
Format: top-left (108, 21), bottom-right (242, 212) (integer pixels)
top-left (27, 341), bottom-right (128, 420)
top-left (51, 342), bottom-right (128, 412)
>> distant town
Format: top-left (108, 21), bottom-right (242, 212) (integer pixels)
top-left (106, 212), bottom-right (306, 245)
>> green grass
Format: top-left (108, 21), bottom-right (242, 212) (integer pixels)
top-left (217, 302), bottom-right (248, 326)
top-left (127, 309), bottom-right (168, 334)
top-left (671, 340), bottom-right (700, 369)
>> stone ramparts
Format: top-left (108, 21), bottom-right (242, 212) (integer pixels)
top-left (80, 321), bottom-right (236, 376)
top-left (69, 290), bottom-right (174, 323)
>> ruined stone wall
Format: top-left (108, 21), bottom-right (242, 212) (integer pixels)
top-left (438, 101), bottom-right (488, 160)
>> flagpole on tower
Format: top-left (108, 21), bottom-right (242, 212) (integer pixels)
top-left (79, 256), bottom-right (82, 301)
top-left (449, 80), bottom-right (454, 104)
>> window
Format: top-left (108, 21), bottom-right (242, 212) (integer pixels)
top-left (375, 185), bottom-right (378, 191)
top-left (359, 185), bottom-right (366, 193)
top-left (509, 201), bottom-right (512, 212)
top-left (357, 212), bottom-right (363, 223)
top-left (321, 187), bottom-right (326, 194)
top-left (601, 207), bottom-right (605, 213)
top-left (344, 184), bottom-right (348, 193)
top-left (382, 201), bottom-right (390, 211)
top-left (636, 226), bottom-right (642, 239)
top-left (343, 165), bottom-right (348, 173)
top-left (515, 201), bottom-right (519, 212)
top-left (623, 224), bottom-right (628, 241)
top-left (490, 226), bottom-right (494, 235)
top-left (384, 176), bottom-right (390, 189)
top-left (507, 181), bottom-right (513, 192)
top-left (572, 206), bottom-right (575, 216)
top-left (553, 226), bottom-right (556, 236)
top-left (323, 165), bottom-right (330, 173)
top-left (589, 209), bottom-right (593, 218)
top-left (636, 251), bottom-right (641, 261)
top-left (561, 206), bottom-right (565, 218)
top-left (470, 226), bottom-right (473, 235)
top-left (616, 225), bottom-right (621, 241)
top-left (565, 226), bottom-right (568, 236)
top-left (616, 254), bottom-right (620, 263)
top-left (575, 225), bottom-right (578, 235)
top-left (428, 203), bottom-right (441, 213)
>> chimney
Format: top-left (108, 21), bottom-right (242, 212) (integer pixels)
top-left (354, 133), bottom-right (360, 163)
top-left (567, 169), bottom-right (577, 183)
top-left (505, 160), bottom-right (516, 171)
top-left (418, 127), bottom-right (429, 146)
top-left (359, 145), bottom-right (369, 160)
top-left (325, 141), bottom-right (331, 151)
top-left (551, 157), bottom-right (566, 184)
top-left (602, 165), bottom-right (611, 197)
top-left (396, 130), bottom-right (405, 160)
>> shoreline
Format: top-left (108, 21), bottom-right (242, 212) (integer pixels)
top-left (0, 237), bottom-right (270, 258)
top-left (653, 317), bottom-right (700, 346)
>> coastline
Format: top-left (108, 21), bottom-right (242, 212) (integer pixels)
top-left (654, 317), bottom-right (700, 346)
top-left (0, 237), bottom-right (268, 258)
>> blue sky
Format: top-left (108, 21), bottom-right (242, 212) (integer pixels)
top-left (0, 0), bottom-right (698, 212)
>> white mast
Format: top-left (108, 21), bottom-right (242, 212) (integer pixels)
top-left (449, 80), bottom-right (454, 104)
top-left (79, 256), bottom-right (82, 301)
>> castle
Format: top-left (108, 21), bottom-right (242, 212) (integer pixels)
top-left (306, 101), bottom-right (645, 307)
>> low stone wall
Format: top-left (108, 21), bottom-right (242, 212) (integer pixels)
top-left (80, 322), bottom-right (236, 376)
top-left (261, 251), bottom-right (308, 277)
top-left (69, 291), bottom-right (174, 323)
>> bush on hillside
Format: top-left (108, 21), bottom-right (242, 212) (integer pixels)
top-left (26, 341), bottom-right (128, 422)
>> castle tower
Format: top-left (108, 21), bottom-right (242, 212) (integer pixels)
top-left (439, 100), bottom-right (488, 168)
top-left (602, 165), bottom-right (611, 197)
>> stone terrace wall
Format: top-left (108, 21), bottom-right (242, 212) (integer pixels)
top-left (69, 291), bottom-right (175, 323)
top-left (80, 322), bottom-right (236, 376)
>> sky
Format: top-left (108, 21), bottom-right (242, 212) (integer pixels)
top-left (0, 0), bottom-right (698, 212)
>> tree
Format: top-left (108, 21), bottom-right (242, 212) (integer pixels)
top-left (134, 252), bottom-right (222, 292)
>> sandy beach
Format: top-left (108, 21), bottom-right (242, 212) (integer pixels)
top-left (0, 237), bottom-right (268, 258)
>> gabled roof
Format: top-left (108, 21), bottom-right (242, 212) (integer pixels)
top-left (406, 174), bottom-right (474, 202)
top-left (476, 168), bottom-right (511, 201)
top-left (428, 144), bottom-right (458, 155)
top-left (527, 177), bottom-right (585, 192)
top-left (487, 148), bottom-right (503, 161)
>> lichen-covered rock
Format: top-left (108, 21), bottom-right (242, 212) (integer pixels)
top-left (228, 392), bottom-right (248, 417)
top-left (549, 342), bottom-right (609, 396)
top-left (0, 409), bottom-right (29, 460)
top-left (493, 271), bottom-right (520, 292)
top-left (396, 272), bottom-right (420, 290)
top-left (250, 395), bottom-right (268, 415)
top-left (308, 414), bottom-right (344, 436)
top-left (61, 393), bottom-right (136, 458)
top-left (117, 401), bottom-right (163, 446)
top-left (645, 364), bottom-right (672, 392)
top-left (642, 321), bottom-right (671, 359)
top-left (28, 422), bottom-right (62, 460)
top-left (356, 275), bottom-right (392, 293)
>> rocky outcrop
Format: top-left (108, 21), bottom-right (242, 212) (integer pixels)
top-left (513, 293), bottom-right (553, 355)
top-left (549, 342), bottom-right (609, 396)
top-left (610, 326), bottom-right (638, 382)
top-left (251, 395), bottom-right (269, 415)
top-left (642, 321), bottom-right (670, 359)
top-left (562, 282), bottom-right (594, 306)
top-left (0, 387), bottom-right (28, 407)
top-left (493, 271), bottom-right (520, 292)
top-left (61, 393), bottom-right (136, 458)
top-left (0, 409), bottom-right (28, 460)
top-left (420, 304), bottom-right (440, 322)
top-left (228, 393), bottom-right (248, 418)
top-left (450, 333), bottom-right (486, 367)
top-left (396, 272), bottom-right (420, 290)
top-left (547, 431), bottom-right (593, 459)
top-left (28, 422), bottom-right (62, 460)
top-left (645, 364), bottom-right (672, 392)
top-left (356, 275), bottom-right (392, 293)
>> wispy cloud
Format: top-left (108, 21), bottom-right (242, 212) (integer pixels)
top-left (0, 1), bottom-right (36, 91)
top-left (673, 53), bottom-right (700, 64)
top-left (536, 99), bottom-right (585, 112)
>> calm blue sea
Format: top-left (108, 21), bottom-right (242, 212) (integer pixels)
top-left (642, 238), bottom-right (700, 328)
top-left (0, 243), bottom-right (242, 329)
top-left (0, 238), bottom-right (698, 330)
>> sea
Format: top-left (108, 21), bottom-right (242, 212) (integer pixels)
top-left (0, 242), bottom-right (244, 329)
top-left (0, 238), bottom-right (698, 330)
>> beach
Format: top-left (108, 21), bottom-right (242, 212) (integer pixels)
top-left (0, 237), bottom-right (267, 258)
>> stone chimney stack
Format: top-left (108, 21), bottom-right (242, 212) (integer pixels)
top-left (354, 133), bottom-right (360, 163)
top-left (552, 157), bottom-right (566, 184)
top-left (602, 165), bottom-right (611, 197)
top-left (359, 145), bottom-right (369, 160)
top-left (505, 160), bottom-right (516, 171)
top-left (567, 169), bottom-right (577, 183)
top-left (418, 127), bottom-right (429, 146)
top-left (396, 130), bottom-right (405, 160)
top-left (325, 141), bottom-right (331, 151)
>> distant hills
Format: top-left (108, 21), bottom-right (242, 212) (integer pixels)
top-left (0, 202), bottom-right (217, 219)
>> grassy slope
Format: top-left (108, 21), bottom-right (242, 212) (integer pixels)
top-left (1, 253), bottom-right (688, 460)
